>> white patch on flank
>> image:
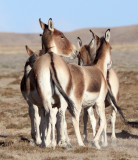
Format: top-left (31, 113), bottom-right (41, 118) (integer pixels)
top-left (82, 92), bottom-right (99, 108)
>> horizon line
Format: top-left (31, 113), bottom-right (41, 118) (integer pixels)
top-left (0, 24), bottom-right (137, 34)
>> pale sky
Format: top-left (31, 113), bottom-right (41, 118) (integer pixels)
top-left (0, 0), bottom-right (138, 33)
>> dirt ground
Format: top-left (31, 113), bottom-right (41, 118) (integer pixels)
top-left (0, 48), bottom-right (138, 160)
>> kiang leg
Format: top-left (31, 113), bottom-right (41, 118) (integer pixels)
top-left (83, 108), bottom-right (88, 142)
top-left (111, 107), bottom-right (117, 142)
top-left (93, 101), bottom-right (106, 149)
top-left (87, 106), bottom-right (97, 138)
top-left (27, 100), bottom-right (36, 141)
top-left (72, 100), bottom-right (84, 147)
top-left (33, 105), bottom-right (42, 145)
top-left (57, 97), bottom-right (68, 148)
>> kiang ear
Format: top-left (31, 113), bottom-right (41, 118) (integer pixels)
top-left (25, 45), bottom-right (34, 56)
top-left (39, 18), bottom-right (46, 30)
top-left (38, 50), bottom-right (42, 56)
top-left (89, 29), bottom-right (95, 39)
top-left (105, 29), bottom-right (110, 42)
top-left (89, 39), bottom-right (95, 48)
top-left (89, 29), bottom-right (95, 48)
top-left (48, 18), bottom-right (54, 32)
top-left (90, 29), bottom-right (100, 43)
top-left (77, 37), bottom-right (82, 50)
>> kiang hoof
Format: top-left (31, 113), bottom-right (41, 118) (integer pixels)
top-left (93, 141), bottom-right (101, 150)
top-left (29, 139), bottom-right (35, 146)
top-left (35, 139), bottom-right (42, 146)
top-left (89, 141), bottom-right (101, 150)
top-left (51, 145), bottom-right (56, 150)
top-left (61, 144), bottom-right (68, 149)
top-left (66, 143), bottom-right (72, 149)
top-left (58, 141), bottom-right (68, 149)
top-left (78, 141), bottom-right (85, 147)
top-left (80, 144), bottom-right (85, 147)
top-left (101, 142), bottom-right (108, 147)
top-left (40, 143), bottom-right (46, 148)
top-left (50, 142), bottom-right (56, 150)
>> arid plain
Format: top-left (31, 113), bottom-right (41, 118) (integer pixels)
top-left (0, 25), bottom-right (138, 160)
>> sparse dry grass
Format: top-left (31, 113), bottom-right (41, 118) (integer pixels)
top-left (113, 43), bottom-right (138, 52)
top-left (0, 45), bottom-right (41, 54)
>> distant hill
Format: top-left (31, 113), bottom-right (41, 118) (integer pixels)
top-left (0, 25), bottom-right (138, 53)
top-left (65, 25), bottom-right (138, 45)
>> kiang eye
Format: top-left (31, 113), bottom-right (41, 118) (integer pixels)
top-left (61, 34), bottom-right (64, 39)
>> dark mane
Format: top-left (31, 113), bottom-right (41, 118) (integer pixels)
top-left (84, 45), bottom-right (93, 62)
top-left (41, 32), bottom-right (54, 54)
top-left (84, 44), bottom-right (96, 64)
top-left (93, 37), bottom-right (106, 64)
top-left (25, 54), bottom-right (39, 68)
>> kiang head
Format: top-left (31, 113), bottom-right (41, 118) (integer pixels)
top-left (77, 35), bottom-right (95, 65)
top-left (24, 45), bottom-right (42, 73)
top-left (39, 18), bottom-right (77, 59)
top-left (93, 29), bottom-right (112, 70)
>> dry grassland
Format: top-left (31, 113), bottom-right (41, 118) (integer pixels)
top-left (0, 25), bottom-right (138, 159)
top-left (0, 50), bottom-right (137, 160)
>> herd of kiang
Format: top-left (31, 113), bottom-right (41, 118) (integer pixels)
top-left (20, 18), bottom-right (137, 150)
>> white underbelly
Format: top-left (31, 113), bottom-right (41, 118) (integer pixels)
top-left (82, 92), bottom-right (99, 108)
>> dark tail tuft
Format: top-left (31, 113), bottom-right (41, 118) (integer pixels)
top-left (107, 90), bottom-right (138, 128)
top-left (107, 91), bottom-right (127, 124)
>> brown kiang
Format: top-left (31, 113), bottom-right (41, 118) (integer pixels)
top-left (39, 18), bottom-right (76, 58)
top-left (77, 30), bottom-right (119, 143)
top-left (20, 18), bottom-right (77, 148)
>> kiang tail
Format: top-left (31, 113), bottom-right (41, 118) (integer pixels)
top-left (107, 89), bottom-right (138, 128)
top-left (107, 90), bottom-right (127, 124)
top-left (49, 52), bottom-right (75, 117)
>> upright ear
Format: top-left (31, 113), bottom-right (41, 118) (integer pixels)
top-left (89, 39), bottom-right (95, 48)
top-left (90, 30), bottom-right (100, 49)
top-left (105, 29), bottom-right (110, 42)
top-left (89, 29), bottom-right (95, 39)
top-left (77, 37), bottom-right (82, 50)
top-left (39, 18), bottom-right (46, 30)
top-left (89, 29), bottom-right (95, 48)
top-left (38, 50), bottom-right (43, 56)
top-left (90, 29), bottom-right (100, 41)
top-left (48, 18), bottom-right (54, 31)
top-left (25, 45), bottom-right (34, 56)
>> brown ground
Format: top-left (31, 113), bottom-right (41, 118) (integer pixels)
top-left (0, 27), bottom-right (138, 160)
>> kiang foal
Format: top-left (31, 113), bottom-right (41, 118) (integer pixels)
top-left (77, 30), bottom-right (119, 143)
top-left (34, 29), bottom-right (113, 149)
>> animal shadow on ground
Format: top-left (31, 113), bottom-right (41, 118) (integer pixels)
top-left (0, 135), bottom-right (31, 147)
top-left (108, 129), bottom-right (138, 139)
top-left (127, 121), bottom-right (138, 128)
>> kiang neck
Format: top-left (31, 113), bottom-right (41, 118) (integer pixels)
top-left (95, 51), bottom-right (108, 80)
top-left (42, 44), bottom-right (53, 54)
